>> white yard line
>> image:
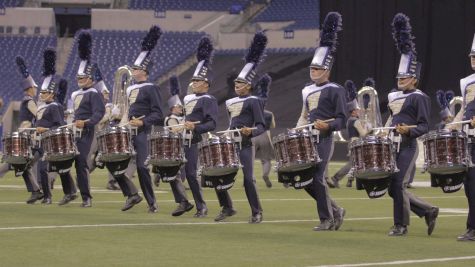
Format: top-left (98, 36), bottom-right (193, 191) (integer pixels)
top-left (0, 214), bottom-right (465, 231)
top-left (309, 255), bottom-right (475, 267)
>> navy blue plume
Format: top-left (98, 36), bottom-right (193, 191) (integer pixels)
top-left (363, 77), bottom-right (375, 88)
top-left (319, 12), bottom-right (342, 53)
top-left (436, 90), bottom-right (448, 109)
top-left (93, 63), bottom-right (103, 82)
top-left (363, 94), bottom-right (370, 109)
top-left (245, 32), bottom-right (267, 66)
top-left (141, 25), bottom-right (162, 51)
top-left (196, 36), bottom-right (214, 66)
top-left (42, 48), bottom-right (56, 76)
top-left (392, 13), bottom-right (416, 55)
top-left (56, 79), bottom-right (68, 106)
top-left (345, 80), bottom-right (357, 102)
top-left (78, 30), bottom-right (92, 61)
top-left (169, 75), bottom-right (180, 96)
top-left (256, 74), bottom-right (272, 98)
top-left (15, 56), bottom-right (29, 78)
top-left (445, 90), bottom-right (455, 104)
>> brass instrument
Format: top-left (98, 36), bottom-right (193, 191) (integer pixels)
top-left (112, 65), bottom-right (133, 120)
top-left (357, 84), bottom-right (383, 129)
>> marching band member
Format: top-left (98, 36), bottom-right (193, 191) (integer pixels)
top-left (252, 74), bottom-right (275, 188)
top-left (331, 79), bottom-right (373, 188)
top-left (71, 30), bottom-right (106, 207)
top-left (14, 56), bottom-right (43, 203)
top-left (213, 32), bottom-right (267, 223)
top-left (158, 75), bottom-right (194, 216)
top-left (181, 36), bottom-right (218, 218)
top-left (36, 48), bottom-right (77, 204)
top-left (455, 33), bottom-right (475, 241)
top-left (294, 12), bottom-right (346, 231)
top-left (119, 25), bottom-right (164, 213)
top-left (384, 13), bottom-right (438, 236)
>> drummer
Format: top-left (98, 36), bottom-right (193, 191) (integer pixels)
top-left (71, 31), bottom-right (105, 207)
top-left (14, 55), bottom-right (43, 204)
top-left (155, 75), bottom-right (194, 217)
top-left (180, 36), bottom-right (218, 218)
top-left (35, 50), bottom-right (78, 204)
top-left (213, 32), bottom-right (267, 223)
top-left (294, 12), bottom-right (346, 231)
top-left (453, 33), bottom-right (475, 241)
top-left (382, 13), bottom-right (438, 236)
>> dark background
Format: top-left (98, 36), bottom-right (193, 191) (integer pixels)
top-left (320, 0), bottom-right (475, 120)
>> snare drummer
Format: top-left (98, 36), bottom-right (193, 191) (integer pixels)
top-left (453, 34), bottom-right (475, 241)
top-left (14, 55), bottom-right (43, 203)
top-left (295, 12), bottom-right (346, 231)
top-left (180, 36), bottom-right (218, 218)
top-left (213, 32), bottom-right (267, 223)
top-left (119, 26), bottom-right (164, 213)
top-left (36, 63), bottom-right (78, 205)
top-left (71, 31), bottom-right (106, 207)
top-left (383, 14), bottom-right (439, 236)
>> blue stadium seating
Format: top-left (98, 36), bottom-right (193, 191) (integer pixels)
top-left (253, 0), bottom-right (320, 30)
top-left (62, 30), bottom-right (206, 94)
top-left (129, 0), bottom-right (251, 12)
top-left (0, 35), bottom-right (57, 102)
top-left (0, 0), bottom-right (24, 7)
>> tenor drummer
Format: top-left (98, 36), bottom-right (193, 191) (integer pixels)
top-left (213, 32), bottom-right (267, 223)
top-left (35, 50), bottom-right (77, 204)
top-left (156, 76), bottom-right (195, 216)
top-left (383, 14), bottom-right (438, 236)
top-left (15, 55), bottom-right (43, 204)
top-left (453, 33), bottom-right (475, 241)
top-left (180, 36), bottom-right (218, 218)
top-left (119, 25), bottom-right (164, 213)
top-left (71, 31), bottom-right (106, 207)
top-left (294, 12), bottom-right (346, 231)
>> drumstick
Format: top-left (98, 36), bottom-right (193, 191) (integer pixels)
top-left (292, 118), bottom-right (335, 130)
top-left (164, 121), bottom-right (200, 128)
top-left (446, 120), bottom-right (471, 126)
top-left (372, 125), bottom-right (417, 130)
top-left (118, 116), bottom-right (146, 127)
top-left (59, 119), bottom-right (90, 129)
top-left (18, 128), bottom-right (37, 132)
top-left (216, 127), bottom-right (257, 134)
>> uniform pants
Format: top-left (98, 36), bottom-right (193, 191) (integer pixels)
top-left (75, 128), bottom-right (94, 200)
top-left (184, 144), bottom-right (206, 210)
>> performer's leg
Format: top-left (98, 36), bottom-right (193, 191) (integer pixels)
top-left (241, 146), bottom-right (262, 215)
top-left (184, 144), bottom-right (206, 211)
top-left (133, 131), bottom-right (155, 207)
top-left (74, 129), bottom-right (94, 202)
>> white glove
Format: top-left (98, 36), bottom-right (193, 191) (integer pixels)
top-left (111, 105), bottom-right (121, 118)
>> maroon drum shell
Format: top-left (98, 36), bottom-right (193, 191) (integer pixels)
top-left (41, 128), bottom-right (76, 161)
top-left (2, 132), bottom-right (30, 164)
top-left (422, 131), bottom-right (468, 175)
top-left (350, 136), bottom-right (396, 179)
top-left (272, 130), bottom-right (317, 172)
top-left (148, 131), bottom-right (183, 167)
top-left (199, 136), bottom-right (240, 176)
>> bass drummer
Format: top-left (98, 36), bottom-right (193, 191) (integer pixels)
top-left (382, 13), bottom-right (438, 237)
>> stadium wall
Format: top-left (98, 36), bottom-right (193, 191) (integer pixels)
top-left (0, 8), bottom-right (55, 35)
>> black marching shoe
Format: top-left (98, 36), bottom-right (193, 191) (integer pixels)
top-left (26, 190), bottom-right (44, 204)
top-left (249, 213), bottom-right (263, 224)
top-left (193, 208), bottom-right (208, 218)
top-left (326, 177), bottom-right (336, 188)
top-left (172, 201), bottom-right (194, 217)
top-left (334, 208), bottom-right (346, 231)
top-left (148, 203), bottom-right (159, 213)
top-left (332, 177), bottom-right (340, 188)
top-left (457, 229), bottom-right (475, 241)
top-left (214, 208), bottom-right (237, 222)
top-left (41, 197), bottom-right (52, 205)
top-left (388, 225), bottom-right (408, 236)
top-left (263, 176), bottom-right (272, 188)
top-left (313, 219), bottom-right (335, 231)
top-left (121, 194), bottom-right (143, 211)
top-left (425, 207), bottom-right (439, 236)
top-left (80, 198), bottom-right (92, 208)
top-left (58, 194), bottom-right (77, 206)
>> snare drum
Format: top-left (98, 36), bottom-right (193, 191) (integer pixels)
top-left (41, 128), bottom-right (76, 162)
top-left (272, 129), bottom-right (319, 173)
top-left (350, 135), bottom-right (398, 179)
top-left (148, 130), bottom-right (183, 167)
top-left (421, 129), bottom-right (469, 175)
top-left (199, 135), bottom-right (240, 176)
top-left (2, 131), bottom-right (32, 164)
top-left (97, 126), bottom-right (133, 162)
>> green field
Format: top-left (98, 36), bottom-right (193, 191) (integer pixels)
top-left (0, 162), bottom-right (474, 267)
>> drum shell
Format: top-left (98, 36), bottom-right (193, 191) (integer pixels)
top-left (272, 129), bottom-right (318, 173)
top-left (148, 130), bottom-right (183, 167)
top-left (97, 126), bottom-right (132, 162)
top-left (350, 135), bottom-right (397, 179)
top-left (41, 128), bottom-right (76, 162)
top-left (2, 132), bottom-right (31, 164)
top-left (199, 135), bottom-right (240, 176)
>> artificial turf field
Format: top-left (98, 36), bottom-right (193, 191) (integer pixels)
top-left (0, 162), bottom-right (474, 267)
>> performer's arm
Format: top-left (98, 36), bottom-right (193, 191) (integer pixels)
top-left (84, 92), bottom-right (106, 127)
top-left (194, 98), bottom-right (218, 134)
top-left (354, 119), bottom-right (370, 137)
top-left (327, 88), bottom-right (347, 131)
top-left (142, 86), bottom-right (164, 127)
top-left (408, 95), bottom-right (430, 138)
top-left (250, 99), bottom-right (265, 137)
